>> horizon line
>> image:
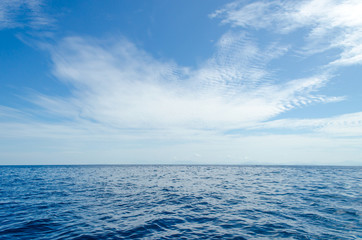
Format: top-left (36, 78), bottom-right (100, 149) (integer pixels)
top-left (0, 164), bottom-right (360, 167)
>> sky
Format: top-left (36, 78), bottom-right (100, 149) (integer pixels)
top-left (1, 0), bottom-right (362, 165)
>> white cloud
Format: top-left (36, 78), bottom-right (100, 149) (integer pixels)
top-left (254, 112), bottom-right (362, 137)
top-left (0, 0), bottom-right (51, 29)
top-left (1, 33), bottom-right (344, 141)
top-left (0, 105), bottom-right (26, 119)
top-left (212, 0), bottom-right (362, 66)
top-left (28, 36), bottom-right (338, 131)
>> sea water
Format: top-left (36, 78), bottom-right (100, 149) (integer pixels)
top-left (0, 165), bottom-right (361, 239)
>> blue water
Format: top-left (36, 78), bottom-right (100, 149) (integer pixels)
top-left (0, 165), bottom-right (361, 239)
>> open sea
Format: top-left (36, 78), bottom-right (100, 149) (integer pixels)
top-left (0, 165), bottom-right (361, 239)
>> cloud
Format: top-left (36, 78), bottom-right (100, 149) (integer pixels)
top-left (0, 0), bottom-right (51, 29)
top-left (26, 35), bottom-right (339, 131)
top-left (254, 111), bottom-right (362, 137)
top-left (0, 105), bottom-right (26, 120)
top-left (212, 0), bottom-right (362, 66)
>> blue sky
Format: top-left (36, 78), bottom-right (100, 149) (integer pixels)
top-left (1, 0), bottom-right (362, 165)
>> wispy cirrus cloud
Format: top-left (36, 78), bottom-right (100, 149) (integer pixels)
top-left (27, 35), bottom-right (340, 131)
top-left (1, 0), bottom-right (350, 135)
top-left (0, 0), bottom-right (51, 29)
top-left (212, 0), bottom-right (362, 66)
top-left (253, 111), bottom-right (362, 137)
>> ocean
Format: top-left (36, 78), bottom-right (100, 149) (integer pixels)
top-left (0, 165), bottom-right (361, 239)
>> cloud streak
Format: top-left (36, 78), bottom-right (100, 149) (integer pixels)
top-left (254, 112), bottom-right (362, 137)
top-left (212, 0), bottom-right (362, 66)
top-left (0, 0), bottom-right (51, 29)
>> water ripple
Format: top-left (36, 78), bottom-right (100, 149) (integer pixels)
top-left (0, 165), bottom-right (361, 239)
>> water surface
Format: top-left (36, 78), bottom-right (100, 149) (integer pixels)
top-left (0, 165), bottom-right (361, 239)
